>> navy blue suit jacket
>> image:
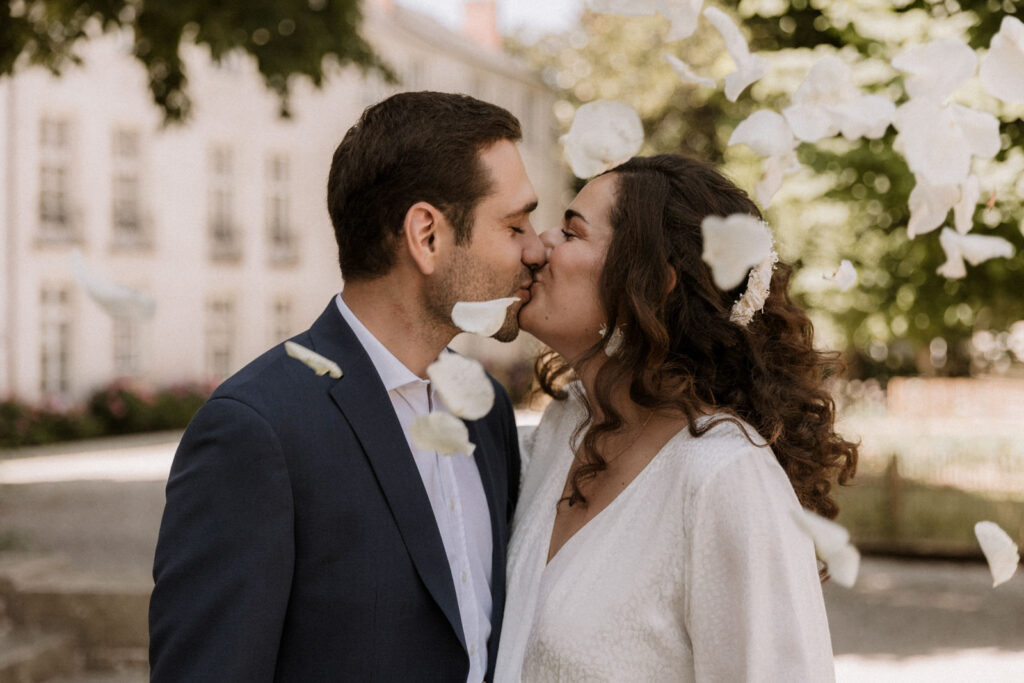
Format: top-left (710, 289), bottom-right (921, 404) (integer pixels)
top-left (149, 300), bottom-right (521, 681)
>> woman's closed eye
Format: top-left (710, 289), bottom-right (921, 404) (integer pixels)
top-left (561, 228), bottom-right (577, 241)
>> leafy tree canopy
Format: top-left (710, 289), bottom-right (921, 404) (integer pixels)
top-left (0, 0), bottom-right (392, 122)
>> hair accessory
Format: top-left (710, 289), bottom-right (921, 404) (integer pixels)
top-left (729, 221), bottom-right (778, 327)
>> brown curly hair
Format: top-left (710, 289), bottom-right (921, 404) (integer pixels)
top-left (536, 154), bottom-right (858, 518)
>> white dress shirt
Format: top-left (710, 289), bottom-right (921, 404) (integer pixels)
top-left (336, 294), bottom-right (493, 682)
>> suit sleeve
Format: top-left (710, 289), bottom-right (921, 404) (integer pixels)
top-left (149, 397), bottom-right (295, 682)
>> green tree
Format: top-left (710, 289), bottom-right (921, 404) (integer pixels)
top-left (512, 0), bottom-right (1024, 379)
top-left (0, 0), bottom-right (392, 122)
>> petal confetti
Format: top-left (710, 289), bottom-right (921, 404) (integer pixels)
top-left (892, 39), bottom-right (977, 102)
top-left (907, 180), bottom-right (960, 238)
top-left (71, 250), bottom-right (156, 321)
top-left (825, 260), bottom-right (858, 292)
top-left (703, 7), bottom-right (767, 102)
top-left (937, 227), bottom-right (1016, 279)
top-left (894, 100), bottom-right (1000, 187)
top-left (410, 412), bottom-right (475, 456)
top-left (954, 175), bottom-right (981, 235)
top-left (979, 16), bottom-right (1024, 105)
top-left (451, 297), bottom-right (519, 337)
top-left (700, 214), bottom-right (774, 291)
top-left (792, 508), bottom-right (861, 588)
top-left (427, 352), bottom-right (495, 420)
top-left (561, 100), bottom-right (644, 179)
top-left (974, 521), bottom-right (1020, 587)
top-left (284, 341), bottom-right (343, 379)
top-left (664, 53), bottom-right (716, 89)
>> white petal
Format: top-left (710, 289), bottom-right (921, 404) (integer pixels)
top-left (782, 103), bottom-right (836, 143)
top-left (830, 95), bottom-right (896, 141)
top-left (427, 352), bottom-right (495, 420)
top-left (729, 110), bottom-right (796, 158)
top-left (71, 250), bottom-right (156, 321)
top-left (894, 100), bottom-right (973, 187)
top-left (587, 0), bottom-right (658, 15)
top-left (825, 260), bottom-right (858, 292)
top-left (949, 103), bottom-right (1001, 161)
top-left (954, 175), bottom-right (981, 235)
top-left (704, 7), bottom-right (766, 101)
top-left (664, 53), bottom-right (716, 89)
top-left (975, 521), bottom-right (1020, 587)
top-left (892, 39), bottom-right (977, 102)
top-left (700, 214), bottom-right (774, 290)
top-left (756, 152), bottom-right (799, 207)
top-left (937, 227), bottom-right (1015, 278)
top-left (660, 0), bottom-right (704, 42)
top-left (724, 56), bottom-right (767, 102)
top-left (907, 180), bottom-right (958, 238)
top-left (409, 412), bottom-right (475, 456)
top-left (284, 341), bottom-right (343, 379)
top-left (561, 100), bottom-right (645, 179)
top-left (791, 55), bottom-right (856, 106)
top-left (451, 297), bottom-right (520, 337)
top-left (827, 544), bottom-right (862, 589)
top-left (980, 16), bottom-right (1024, 105)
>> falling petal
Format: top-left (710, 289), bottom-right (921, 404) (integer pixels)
top-left (937, 227), bottom-right (1015, 279)
top-left (729, 110), bottom-right (796, 158)
top-left (894, 100), bottom-right (999, 187)
top-left (892, 39), bottom-right (977, 102)
top-left (907, 180), bottom-right (959, 238)
top-left (792, 507), bottom-right (860, 588)
top-left (427, 352), bottom-right (495, 420)
top-left (954, 175), bottom-right (981, 235)
top-left (700, 214), bottom-right (774, 291)
top-left (830, 95), bottom-right (895, 141)
top-left (782, 56), bottom-right (856, 142)
top-left (662, 0), bottom-right (705, 41)
top-left (71, 250), bottom-right (156, 321)
top-left (664, 53), bottom-right (716, 89)
top-left (979, 16), bottom-right (1024, 105)
top-left (975, 521), bottom-right (1020, 587)
top-left (781, 103), bottom-right (835, 143)
top-left (951, 103), bottom-right (1002, 160)
top-left (703, 7), bottom-right (766, 101)
top-left (410, 412), bottom-right (476, 456)
top-left (451, 297), bottom-right (520, 337)
top-left (284, 341), bottom-right (343, 379)
top-left (561, 100), bottom-right (644, 179)
top-left (825, 260), bottom-right (858, 292)
top-left (757, 151), bottom-right (800, 208)
top-left (587, 0), bottom-right (659, 16)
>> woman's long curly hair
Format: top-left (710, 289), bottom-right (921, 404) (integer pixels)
top-left (536, 154), bottom-right (858, 518)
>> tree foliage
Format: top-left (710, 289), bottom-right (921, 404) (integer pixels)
top-left (512, 0), bottom-right (1024, 379)
top-left (0, 0), bottom-right (392, 122)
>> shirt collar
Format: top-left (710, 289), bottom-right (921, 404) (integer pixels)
top-left (335, 293), bottom-right (426, 392)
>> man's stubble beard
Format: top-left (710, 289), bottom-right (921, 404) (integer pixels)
top-left (427, 247), bottom-right (527, 343)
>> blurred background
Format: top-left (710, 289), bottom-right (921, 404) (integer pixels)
top-left (0, 0), bottom-right (1022, 680)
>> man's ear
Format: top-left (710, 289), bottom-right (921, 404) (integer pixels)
top-left (403, 201), bottom-right (446, 275)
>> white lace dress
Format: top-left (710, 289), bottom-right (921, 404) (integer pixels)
top-left (495, 388), bottom-right (835, 682)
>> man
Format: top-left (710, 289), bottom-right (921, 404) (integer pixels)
top-left (149, 91), bottom-right (545, 681)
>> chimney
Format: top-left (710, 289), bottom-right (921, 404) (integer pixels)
top-left (463, 1), bottom-right (502, 52)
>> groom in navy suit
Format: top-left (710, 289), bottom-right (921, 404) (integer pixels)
top-left (149, 92), bottom-right (545, 681)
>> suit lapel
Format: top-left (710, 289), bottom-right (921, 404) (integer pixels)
top-left (306, 301), bottom-right (467, 654)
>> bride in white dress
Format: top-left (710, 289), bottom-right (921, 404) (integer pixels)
top-left (495, 155), bottom-right (858, 682)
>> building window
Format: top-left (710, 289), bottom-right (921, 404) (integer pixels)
top-left (270, 297), bottom-right (293, 344)
top-left (205, 298), bottom-right (235, 378)
top-left (38, 118), bottom-right (74, 242)
top-left (113, 317), bottom-right (141, 376)
top-left (266, 154), bottom-right (297, 265)
top-left (111, 128), bottom-right (148, 248)
top-left (208, 146), bottom-right (240, 261)
top-left (40, 287), bottom-right (72, 397)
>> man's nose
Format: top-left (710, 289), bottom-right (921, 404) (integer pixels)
top-left (522, 226), bottom-right (546, 268)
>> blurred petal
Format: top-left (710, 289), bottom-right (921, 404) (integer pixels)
top-left (975, 521), bottom-right (1021, 587)
top-left (937, 227), bottom-right (1015, 279)
top-left (700, 214), bottom-right (774, 290)
top-left (950, 104), bottom-right (1001, 160)
top-left (661, 0), bottom-right (705, 41)
top-left (892, 38), bottom-right (977, 101)
top-left (792, 508), bottom-right (860, 588)
top-left (729, 110), bottom-right (796, 158)
top-left (954, 175), bottom-right (981, 235)
top-left (410, 412), bottom-right (475, 456)
top-left (907, 180), bottom-right (958, 238)
top-left (427, 352), bottom-right (495, 420)
top-left (827, 545), bottom-right (862, 589)
top-left (71, 250), bottom-right (157, 321)
top-left (756, 152), bottom-right (800, 207)
top-left (782, 103), bottom-right (836, 143)
top-left (451, 297), bottom-right (519, 337)
top-left (724, 56), bottom-right (767, 102)
top-left (664, 53), bottom-right (716, 88)
top-left (825, 260), bottom-right (858, 292)
top-left (980, 15), bottom-right (1024, 105)
top-left (284, 341), bottom-right (343, 379)
top-left (895, 100), bottom-right (974, 187)
top-left (830, 95), bottom-right (896, 140)
top-left (587, 0), bottom-right (658, 15)
top-left (704, 6), bottom-right (766, 101)
top-left (561, 100), bottom-right (644, 179)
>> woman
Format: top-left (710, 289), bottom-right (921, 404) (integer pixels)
top-left (495, 155), bottom-right (858, 682)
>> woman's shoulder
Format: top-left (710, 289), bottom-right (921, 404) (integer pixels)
top-left (661, 414), bottom-right (779, 492)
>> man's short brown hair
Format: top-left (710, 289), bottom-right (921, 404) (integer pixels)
top-left (326, 91), bottom-right (522, 281)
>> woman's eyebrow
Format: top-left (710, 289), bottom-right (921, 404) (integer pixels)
top-left (564, 208), bottom-right (589, 224)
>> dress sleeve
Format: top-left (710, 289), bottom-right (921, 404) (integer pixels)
top-left (683, 441), bottom-right (835, 682)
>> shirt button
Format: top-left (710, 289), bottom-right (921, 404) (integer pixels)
top-left (469, 644), bottom-right (476, 656)
top-left (461, 571), bottom-right (468, 583)
top-left (449, 498), bottom-right (455, 511)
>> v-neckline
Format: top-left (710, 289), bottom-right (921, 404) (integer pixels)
top-left (543, 425), bottom-right (690, 567)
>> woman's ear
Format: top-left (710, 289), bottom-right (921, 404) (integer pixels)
top-left (403, 201), bottom-right (444, 275)
top-left (665, 266), bottom-right (678, 295)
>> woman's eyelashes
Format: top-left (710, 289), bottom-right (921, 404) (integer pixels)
top-left (561, 228), bottom-right (576, 241)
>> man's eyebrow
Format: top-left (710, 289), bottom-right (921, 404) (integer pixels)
top-left (503, 200), bottom-right (538, 219)
top-left (564, 208), bottom-right (588, 224)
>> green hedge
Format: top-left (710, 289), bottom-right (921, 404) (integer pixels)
top-left (1, 380), bottom-right (214, 449)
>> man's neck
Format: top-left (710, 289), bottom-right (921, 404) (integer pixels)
top-left (341, 280), bottom-right (453, 379)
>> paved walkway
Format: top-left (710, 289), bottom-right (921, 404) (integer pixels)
top-left (2, 433), bottom-right (1022, 681)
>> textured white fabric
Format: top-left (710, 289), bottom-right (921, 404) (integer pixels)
top-left (495, 386), bottom-right (835, 682)
top-left (336, 294), bottom-right (492, 682)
